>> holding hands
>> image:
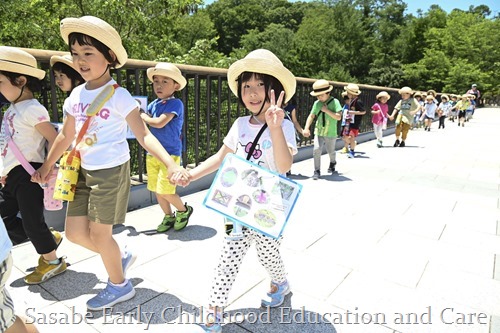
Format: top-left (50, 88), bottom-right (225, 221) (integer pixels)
top-left (169, 166), bottom-right (191, 187)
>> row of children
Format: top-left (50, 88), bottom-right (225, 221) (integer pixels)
top-left (0, 15), bottom-right (300, 333)
top-left (284, 83), bottom-right (479, 179)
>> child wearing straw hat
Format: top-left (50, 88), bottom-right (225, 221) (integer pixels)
top-left (50, 54), bottom-right (84, 97)
top-left (341, 83), bottom-right (365, 158)
top-left (0, 46), bottom-right (67, 284)
top-left (455, 94), bottom-right (471, 127)
top-left (142, 62), bottom-right (193, 233)
top-left (177, 49), bottom-right (297, 332)
top-left (32, 15), bottom-right (190, 311)
top-left (421, 94), bottom-right (438, 131)
top-left (437, 94), bottom-right (451, 129)
top-left (388, 86), bottom-right (420, 147)
top-left (303, 79), bottom-right (342, 179)
top-left (370, 91), bottom-right (390, 147)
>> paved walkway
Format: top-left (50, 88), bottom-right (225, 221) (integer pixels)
top-left (8, 108), bottom-right (500, 333)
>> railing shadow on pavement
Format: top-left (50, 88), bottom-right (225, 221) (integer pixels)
top-left (112, 224), bottom-right (218, 241)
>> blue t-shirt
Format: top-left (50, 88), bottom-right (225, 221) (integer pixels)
top-left (147, 98), bottom-right (184, 156)
top-left (0, 219), bottom-right (12, 262)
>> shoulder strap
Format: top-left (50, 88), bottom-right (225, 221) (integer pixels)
top-left (246, 123), bottom-right (268, 161)
top-left (66, 83), bottom-right (119, 164)
top-left (2, 110), bottom-right (36, 175)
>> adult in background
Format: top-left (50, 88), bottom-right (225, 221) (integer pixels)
top-left (466, 84), bottom-right (481, 108)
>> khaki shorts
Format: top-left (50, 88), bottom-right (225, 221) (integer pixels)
top-left (146, 154), bottom-right (180, 195)
top-left (0, 254), bottom-right (16, 332)
top-left (67, 161), bottom-right (130, 225)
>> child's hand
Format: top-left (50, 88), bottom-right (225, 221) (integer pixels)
top-left (302, 128), bottom-right (311, 137)
top-left (265, 90), bottom-right (285, 128)
top-left (168, 166), bottom-right (191, 187)
top-left (0, 176), bottom-right (7, 186)
top-left (31, 164), bottom-right (52, 184)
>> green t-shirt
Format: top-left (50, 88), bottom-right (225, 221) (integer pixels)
top-left (310, 97), bottom-right (342, 137)
top-left (395, 97), bottom-right (420, 124)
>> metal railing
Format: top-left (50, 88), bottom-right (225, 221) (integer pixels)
top-left (19, 48), bottom-right (401, 181)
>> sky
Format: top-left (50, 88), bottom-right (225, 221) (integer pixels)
top-left (202, 0), bottom-right (499, 17)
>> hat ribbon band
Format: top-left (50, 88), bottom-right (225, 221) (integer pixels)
top-left (0, 58), bottom-right (37, 69)
top-left (313, 87), bottom-right (331, 93)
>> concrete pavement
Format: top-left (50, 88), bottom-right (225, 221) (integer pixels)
top-left (7, 108), bottom-right (500, 333)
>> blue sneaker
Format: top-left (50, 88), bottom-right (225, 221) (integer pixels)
top-left (121, 248), bottom-right (137, 277)
top-left (87, 280), bottom-right (136, 311)
top-left (200, 312), bottom-right (222, 333)
top-left (261, 280), bottom-right (290, 307)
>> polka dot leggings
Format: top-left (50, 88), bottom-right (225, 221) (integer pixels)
top-left (209, 227), bottom-right (287, 307)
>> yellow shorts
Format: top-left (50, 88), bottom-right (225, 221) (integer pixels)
top-left (146, 154), bottom-right (180, 195)
top-left (67, 161), bottom-right (131, 225)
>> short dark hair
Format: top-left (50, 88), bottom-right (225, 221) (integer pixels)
top-left (0, 70), bottom-right (43, 93)
top-left (68, 33), bottom-right (119, 68)
top-left (52, 62), bottom-right (84, 92)
top-left (236, 72), bottom-right (285, 107)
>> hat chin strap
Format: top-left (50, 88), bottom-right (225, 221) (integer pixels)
top-left (12, 86), bottom-right (25, 104)
top-left (251, 100), bottom-right (266, 118)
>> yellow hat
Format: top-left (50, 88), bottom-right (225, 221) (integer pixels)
top-left (0, 46), bottom-right (45, 80)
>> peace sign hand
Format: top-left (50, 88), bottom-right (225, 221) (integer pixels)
top-left (265, 90), bottom-right (285, 128)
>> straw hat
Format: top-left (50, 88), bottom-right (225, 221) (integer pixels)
top-left (60, 16), bottom-right (128, 68)
top-left (427, 89), bottom-right (436, 96)
top-left (425, 95), bottom-right (434, 101)
top-left (50, 53), bottom-right (79, 71)
top-left (147, 62), bottom-right (187, 90)
top-left (227, 49), bottom-right (295, 103)
top-left (413, 92), bottom-right (422, 98)
top-left (376, 91), bottom-right (390, 100)
top-left (398, 86), bottom-right (413, 95)
top-left (441, 94), bottom-right (449, 100)
top-left (0, 46), bottom-right (45, 80)
top-left (344, 83), bottom-right (361, 95)
top-left (468, 94), bottom-right (475, 99)
top-left (461, 94), bottom-right (468, 99)
top-left (310, 79), bottom-right (333, 96)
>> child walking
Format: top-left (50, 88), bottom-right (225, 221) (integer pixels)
top-left (437, 94), bottom-right (451, 129)
top-left (455, 94), bottom-right (470, 127)
top-left (33, 16), bottom-right (189, 310)
top-left (142, 62), bottom-right (193, 233)
top-left (0, 46), bottom-right (66, 284)
top-left (389, 86), bottom-right (420, 147)
top-left (303, 79), bottom-right (342, 179)
top-left (341, 83), bottom-right (365, 158)
top-left (179, 49), bottom-right (297, 332)
top-left (370, 91), bottom-right (390, 147)
top-left (421, 95), bottom-right (438, 131)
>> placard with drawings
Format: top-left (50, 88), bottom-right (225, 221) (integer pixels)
top-left (127, 96), bottom-right (148, 139)
top-left (203, 153), bottom-right (302, 239)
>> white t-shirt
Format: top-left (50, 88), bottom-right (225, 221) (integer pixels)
top-left (223, 116), bottom-right (298, 173)
top-left (0, 99), bottom-right (50, 176)
top-left (64, 80), bottom-right (138, 170)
